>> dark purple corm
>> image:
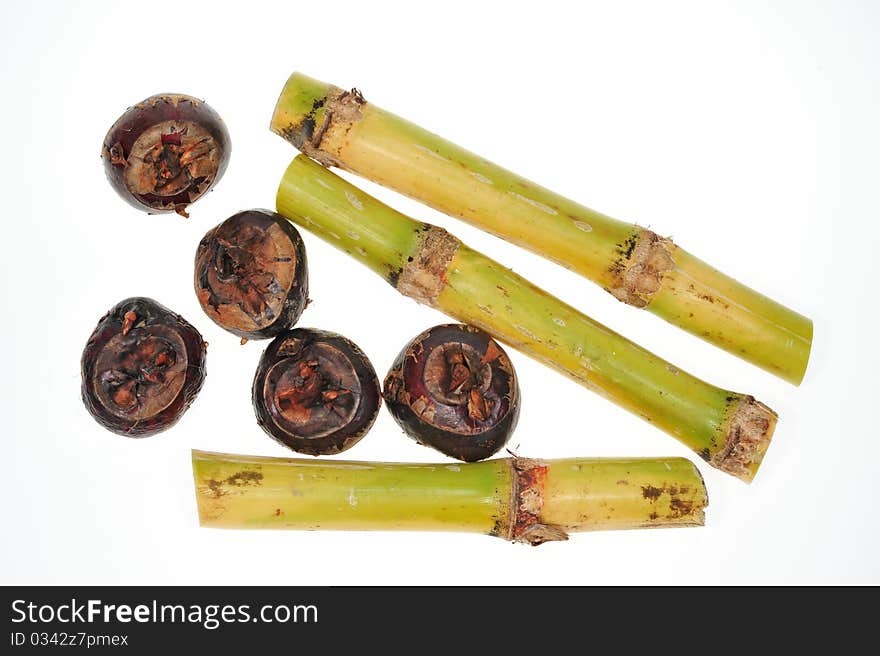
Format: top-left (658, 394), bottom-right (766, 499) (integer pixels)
top-left (81, 297), bottom-right (207, 437)
top-left (195, 210), bottom-right (308, 340)
top-left (383, 324), bottom-right (520, 462)
top-left (101, 94), bottom-right (230, 216)
top-left (253, 329), bottom-right (381, 455)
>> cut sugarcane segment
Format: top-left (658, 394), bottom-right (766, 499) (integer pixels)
top-left (193, 450), bottom-right (709, 544)
top-left (271, 72), bottom-right (812, 385)
top-left (275, 155), bottom-right (777, 482)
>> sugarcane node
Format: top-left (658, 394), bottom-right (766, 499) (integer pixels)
top-left (712, 395), bottom-right (778, 482)
top-left (396, 226), bottom-right (460, 304)
top-left (101, 93), bottom-right (230, 215)
top-left (607, 228), bottom-right (675, 308)
top-left (195, 209), bottom-right (308, 339)
top-left (506, 457), bottom-right (568, 545)
top-left (274, 155), bottom-right (781, 480)
top-left (383, 324), bottom-right (520, 462)
top-left (81, 297), bottom-right (207, 437)
top-left (252, 328), bottom-right (381, 456)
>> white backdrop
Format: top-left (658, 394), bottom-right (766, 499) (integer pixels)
top-left (1, 0), bottom-right (877, 585)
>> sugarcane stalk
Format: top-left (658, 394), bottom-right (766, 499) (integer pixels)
top-left (276, 155), bottom-right (776, 482)
top-left (192, 449), bottom-right (708, 544)
top-left (270, 73), bottom-right (813, 385)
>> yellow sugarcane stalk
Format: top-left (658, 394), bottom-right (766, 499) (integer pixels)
top-left (192, 450), bottom-right (708, 544)
top-left (275, 155), bottom-right (777, 482)
top-left (270, 72), bottom-right (812, 385)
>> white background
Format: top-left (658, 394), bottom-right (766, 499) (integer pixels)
top-left (1, 0), bottom-right (877, 585)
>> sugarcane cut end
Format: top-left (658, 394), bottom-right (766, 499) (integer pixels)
top-left (788, 317), bottom-right (814, 387)
top-left (711, 396), bottom-right (778, 483)
top-left (270, 72), bottom-right (365, 167)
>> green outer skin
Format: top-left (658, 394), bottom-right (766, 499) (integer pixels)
top-left (270, 72), bottom-right (812, 385)
top-left (541, 457), bottom-right (707, 531)
top-left (276, 155), bottom-right (419, 281)
top-left (193, 450), bottom-right (508, 533)
top-left (337, 107), bottom-right (633, 287)
top-left (441, 244), bottom-right (734, 452)
top-left (192, 450), bottom-right (708, 535)
top-left (277, 156), bottom-right (740, 463)
top-left (271, 73), bottom-right (632, 289)
top-left (650, 248), bottom-right (813, 385)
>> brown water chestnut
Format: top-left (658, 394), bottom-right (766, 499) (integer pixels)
top-left (195, 210), bottom-right (308, 340)
top-left (81, 298), bottom-right (207, 437)
top-left (101, 93), bottom-right (230, 216)
top-left (252, 329), bottom-right (381, 455)
top-left (383, 324), bottom-right (520, 461)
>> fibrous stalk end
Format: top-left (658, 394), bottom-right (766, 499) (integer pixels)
top-left (713, 396), bottom-right (778, 483)
top-left (270, 72), bottom-right (365, 168)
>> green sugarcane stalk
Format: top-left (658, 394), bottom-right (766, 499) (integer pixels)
top-left (270, 72), bottom-right (813, 385)
top-left (192, 450), bottom-right (708, 544)
top-left (276, 155), bottom-right (777, 482)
